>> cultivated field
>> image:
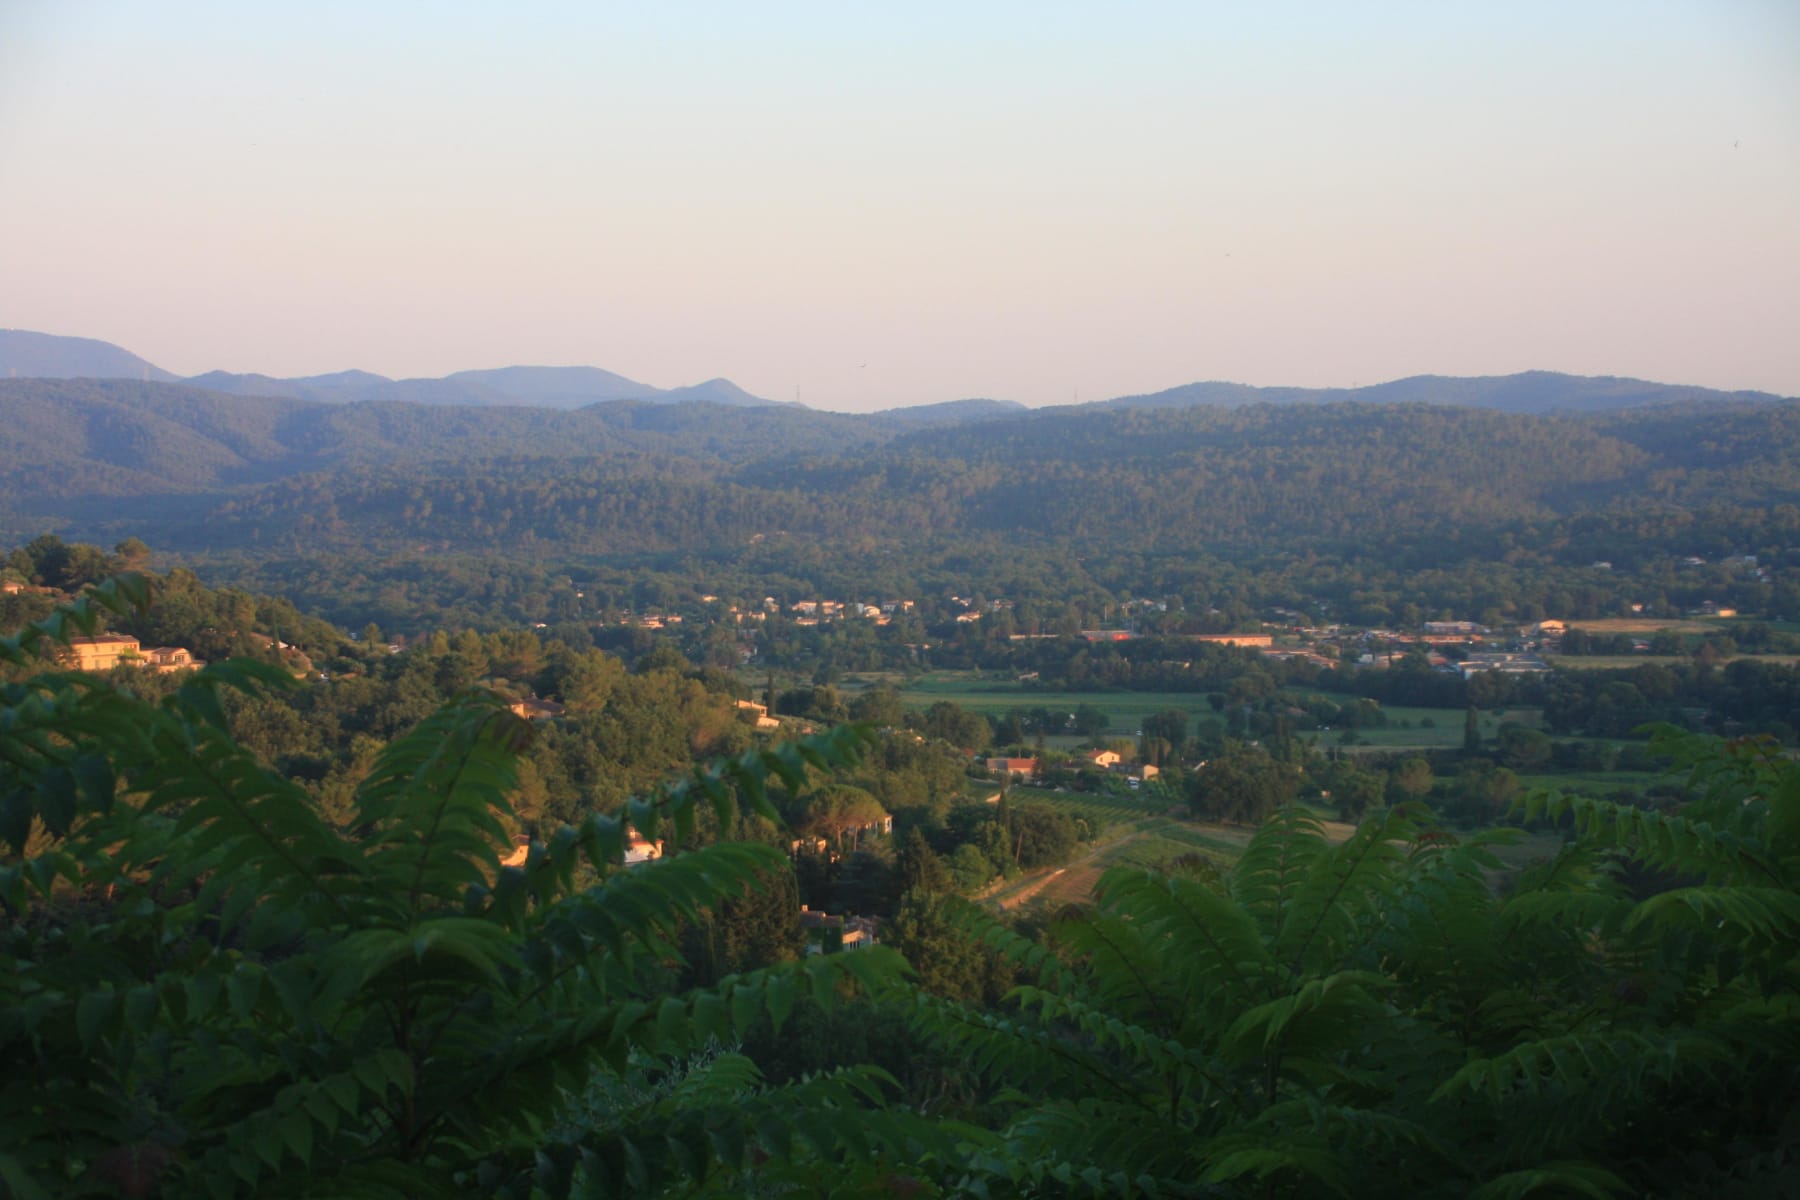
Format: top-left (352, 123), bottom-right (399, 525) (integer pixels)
top-left (1564, 618), bottom-right (1728, 634)
top-left (1551, 654), bottom-right (1799, 671)
top-left (889, 673), bottom-right (1227, 735)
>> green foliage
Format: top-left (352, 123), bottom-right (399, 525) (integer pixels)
top-left (1, 584), bottom-right (944, 1196)
top-left (905, 729), bottom-right (1800, 1197)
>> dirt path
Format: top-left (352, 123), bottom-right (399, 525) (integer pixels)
top-left (981, 821), bottom-right (1146, 911)
top-left (984, 812), bottom-right (1356, 912)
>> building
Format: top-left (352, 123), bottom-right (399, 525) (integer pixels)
top-left (986, 756), bottom-right (1038, 780)
top-left (1084, 749), bottom-right (1123, 768)
top-left (799, 906), bottom-right (882, 954)
top-left (63, 634), bottom-right (142, 671)
top-left (141, 646), bottom-right (205, 673)
top-left (1189, 633), bottom-right (1274, 648)
top-left (1457, 653), bottom-right (1552, 679)
top-left (508, 697), bottom-right (567, 721)
top-left (735, 699), bottom-right (782, 730)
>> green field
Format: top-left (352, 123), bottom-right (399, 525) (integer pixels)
top-left (1517, 769), bottom-right (1661, 795)
top-left (1004, 783), bottom-right (1179, 826)
top-left (1552, 654), bottom-right (1800, 671)
top-left (886, 672), bottom-right (1228, 735)
top-left (887, 671), bottom-right (1613, 757)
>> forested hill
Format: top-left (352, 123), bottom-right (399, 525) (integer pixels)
top-left (0, 379), bottom-right (882, 499)
top-left (0, 328), bottom-right (178, 382)
top-left (1103, 370), bottom-right (1788, 413)
top-left (7, 370), bottom-right (1797, 566)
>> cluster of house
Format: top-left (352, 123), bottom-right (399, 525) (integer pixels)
top-left (498, 834), bottom-right (661, 870)
top-left (799, 905), bottom-right (881, 953)
top-left (508, 696), bottom-right (567, 721)
top-left (61, 634), bottom-right (203, 674)
top-left (1455, 652), bottom-right (1553, 678)
top-left (783, 598), bottom-right (916, 627)
top-left (984, 751), bottom-right (1160, 787)
top-left (734, 698), bottom-right (782, 730)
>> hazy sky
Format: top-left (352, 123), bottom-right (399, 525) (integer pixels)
top-left (2, 1), bottom-right (1796, 410)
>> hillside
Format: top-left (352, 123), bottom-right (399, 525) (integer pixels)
top-left (186, 364), bottom-right (781, 409)
top-left (0, 379), bottom-right (879, 503)
top-left (1104, 371), bottom-right (1788, 414)
top-left (5, 376), bottom-right (1796, 567)
top-left (0, 329), bottom-right (178, 382)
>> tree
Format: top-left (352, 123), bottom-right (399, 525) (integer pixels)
top-left (1071, 703), bottom-right (1110, 737)
top-left (1496, 722), bottom-right (1552, 769)
top-left (1327, 759), bottom-right (1386, 822)
top-left (1005, 803), bottom-right (1079, 869)
top-left (882, 892), bottom-right (1014, 1005)
top-left (113, 537), bottom-right (150, 569)
top-left (946, 843), bottom-right (996, 893)
top-left (0, 580), bottom-right (940, 1197)
top-left (848, 684), bottom-right (905, 728)
top-left (791, 785), bottom-right (889, 854)
top-left (909, 730), bottom-right (1800, 1197)
top-left (1389, 755), bottom-right (1435, 802)
top-left (1463, 704), bottom-right (1483, 755)
top-left (1141, 709), bottom-right (1188, 766)
top-left (896, 827), bottom-right (950, 895)
top-left (1187, 740), bottom-right (1299, 824)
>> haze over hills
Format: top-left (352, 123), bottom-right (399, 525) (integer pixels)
top-left (1103, 372), bottom-right (1791, 415)
top-left (3, 329), bottom-right (781, 409)
top-left (1, 329), bottom-right (179, 383)
top-left (2, 375), bottom-right (1798, 571)
top-left (183, 364), bottom-right (785, 409)
top-left (2, 328), bottom-right (1792, 417)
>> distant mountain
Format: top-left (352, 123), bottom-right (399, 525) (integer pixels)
top-left (187, 362), bottom-right (780, 409)
top-left (6, 328), bottom-right (1790, 417)
top-left (4, 374), bottom-right (1798, 565)
top-left (874, 398), bottom-right (1029, 428)
top-left (657, 378), bottom-right (786, 407)
top-left (0, 329), bottom-right (178, 383)
top-left (423, 365), bottom-right (665, 407)
top-left (184, 369), bottom-right (395, 403)
top-left (0, 379), bottom-right (876, 505)
top-left (1101, 371), bottom-right (1790, 414)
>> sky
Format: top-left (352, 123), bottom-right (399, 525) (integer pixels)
top-left (1, 1), bottom-right (1797, 411)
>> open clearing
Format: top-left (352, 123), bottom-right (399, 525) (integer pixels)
top-left (891, 673), bottom-right (1228, 733)
top-left (1551, 654), bottom-right (1799, 671)
top-left (1565, 618), bottom-right (1729, 634)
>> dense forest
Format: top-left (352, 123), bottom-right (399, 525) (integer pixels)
top-left (4, 378), bottom-right (1798, 648)
top-left (4, 574), bottom-right (1798, 1196)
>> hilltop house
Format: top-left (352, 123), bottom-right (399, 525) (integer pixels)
top-left (735, 699), bottom-right (781, 730)
top-left (987, 756), bottom-right (1038, 781)
top-left (141, 646), bottom-right (205, 673)
top-left (508, 696), bottom-right (567, 721)
top-left (800, 906), bottom-right (882, 954)
top-left (1189, 633), bottom-right (1274, 648)
top-left (63, 635), bottom-right (142, 671)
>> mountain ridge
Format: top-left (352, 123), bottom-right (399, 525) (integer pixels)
top-left (1101, 371), bottom-right (1790, 414)
top-left (1, 328), bottom-right (1792, 415)
top-left (1, 329), bottom-right (179, 383)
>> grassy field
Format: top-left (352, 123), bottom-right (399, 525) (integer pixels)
top-left (891, 670), bottom-right (1631, 758)
top-left (1552, 653), bottom-right (1800, 671)
top-left (1517, 769), bottom-right (1661, 795)
top-left (1564, 618), bottom-right (1729, 634)
top-left (888, 673), bottom-right (1227, 734)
